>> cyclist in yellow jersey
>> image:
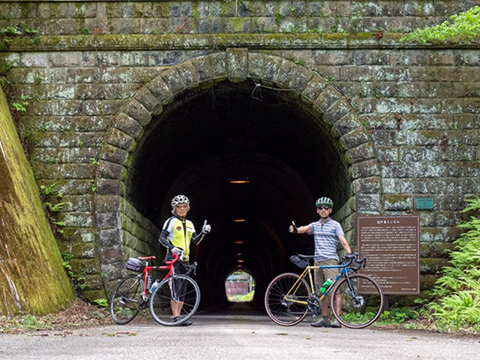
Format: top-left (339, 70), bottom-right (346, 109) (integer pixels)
top-left (158, 194), bottom-right (211, 326)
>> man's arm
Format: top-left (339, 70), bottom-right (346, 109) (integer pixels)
top-left (338, 235), bottom-right (352, 254)
top-left (158, 229), bottom-right (173, 250)
top-left (289, 221), bottom-right (311, 234)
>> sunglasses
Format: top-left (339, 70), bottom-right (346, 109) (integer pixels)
top-left (317, 206), bottom-right (330, 210)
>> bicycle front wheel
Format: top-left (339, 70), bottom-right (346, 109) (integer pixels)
top-left (264, 272), bottom-right (312, 326)
top-left (110, 274), bottom-right (143, 325)
top-left (150, 275), bottom-right (200, 326)
top-left (331, 274), bottom-right (384, 329)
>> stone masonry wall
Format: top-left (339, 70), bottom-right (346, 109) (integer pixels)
top-left (1, 1), bottom-right (477, 35)
top-left (0, 1), bottom-right (479, 300)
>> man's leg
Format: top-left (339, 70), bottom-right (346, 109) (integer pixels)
top-left (312, 261), bottom-right (330, 327)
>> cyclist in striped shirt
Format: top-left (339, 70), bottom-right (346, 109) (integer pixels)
top-left (289, 197), bottom-right (351, 328)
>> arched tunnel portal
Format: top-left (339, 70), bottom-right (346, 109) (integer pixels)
top-left (96, 53), bottom-right (377, 313)
top-left (126, 80), bottom-right (351, 311)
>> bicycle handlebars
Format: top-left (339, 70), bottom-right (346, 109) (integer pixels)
top-left (341, 252), bottom-right (367, 272)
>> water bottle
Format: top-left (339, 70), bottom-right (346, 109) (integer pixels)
top-left (320, 278), bottom-right (333, 294)
top-left (146, 275), bottom-right (152, 290)
top-left (149, 279), bottom-right (160, 293)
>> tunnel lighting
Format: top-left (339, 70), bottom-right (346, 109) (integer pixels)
top-left (237, 260), bottom-right (244, 263)
top-left (229, 177), bottom-right (251, 184)
top-left (234, 241), bottom-right (244, 244)
top-left (237, 253), bottom-right (242, 256)
top-left (234, 219), bottom-right (246, 223)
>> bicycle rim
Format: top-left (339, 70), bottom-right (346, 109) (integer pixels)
top-left (110, 274), bottom-right (142, 325)
top-left (150, 275), bottom-right (201, 326)
top-left (264, 273), bottom-right (311, 326)
top-left (331, 274), bottom-right (384, 329)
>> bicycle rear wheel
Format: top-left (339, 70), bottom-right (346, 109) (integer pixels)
top-left (330, 274), bottom-right (383, 329)
top-left (110, 274), bottom-right (143, 325)
top-left (264, 272), bottom-right (312, 326)
top-left (150, 275), bottom-right (200, 326)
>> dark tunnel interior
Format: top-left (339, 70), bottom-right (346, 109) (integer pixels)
top-left (126, 79), bottom-right (351, 312)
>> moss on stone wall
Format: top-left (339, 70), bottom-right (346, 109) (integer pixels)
top-left (0, 87), bottom-right (74, 316)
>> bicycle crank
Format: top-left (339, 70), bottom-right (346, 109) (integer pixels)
top-left (307, 296), bottom-right (322, 316)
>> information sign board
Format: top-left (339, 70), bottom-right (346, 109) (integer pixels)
top-left (357, 216), bottom-right (420, 295)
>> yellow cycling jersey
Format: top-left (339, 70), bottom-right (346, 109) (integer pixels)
top-left (161, 216), bottom-right (196, 259)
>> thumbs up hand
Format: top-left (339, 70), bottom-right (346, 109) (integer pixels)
top-left (202, 220), bottom-right (211, 234)
top-left (289, 221), bottom-right (298, 234)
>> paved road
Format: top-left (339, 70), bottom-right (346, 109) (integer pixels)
top-left (1, 313), bottom-right (478, 360)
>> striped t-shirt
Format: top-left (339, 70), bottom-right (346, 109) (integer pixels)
top-left (307, 218), bottom-right (345, 261)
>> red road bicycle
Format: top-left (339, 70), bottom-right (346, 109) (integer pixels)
top-left (110, 252), bottom-right (200, 326)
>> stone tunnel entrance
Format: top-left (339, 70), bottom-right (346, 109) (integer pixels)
top-left (126, 80), bottom-right (351, 311)
top-left (97, 52), bottom-right (377, 313)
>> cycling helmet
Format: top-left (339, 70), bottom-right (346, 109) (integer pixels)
top-left (171, 194), bottom-right (190, 214)
top-left (315, 197), bottom-right (333, 208)
top-left (171, 194), bottom-right (190, 207)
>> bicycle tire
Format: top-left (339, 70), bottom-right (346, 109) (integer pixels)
top-left (110, 274), bottom-right (143, 325)
top-left (150, 275), bottom-right (201, 326)
top-left (264, 272), bottom-right (312, 326)
top-left (330, 273), bottom-right (384, 329)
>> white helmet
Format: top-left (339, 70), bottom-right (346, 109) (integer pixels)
top-left (171, 194), bottom-right (190, 214)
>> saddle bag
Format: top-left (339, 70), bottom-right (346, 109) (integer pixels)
top-left (290, 255), bottom-right (309, 269)
top-left (125, 258), bottom-right (145, 273)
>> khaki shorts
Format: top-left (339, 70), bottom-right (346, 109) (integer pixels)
top-left (314, 259), bottom-right (339, 294)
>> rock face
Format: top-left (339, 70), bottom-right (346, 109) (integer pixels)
top-left (0, 87), bottom-right (74, 315)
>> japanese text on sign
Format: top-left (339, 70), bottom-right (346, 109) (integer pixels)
top-left (357, 216), bottom-right (420, 295)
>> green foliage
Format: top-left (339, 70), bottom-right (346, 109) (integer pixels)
top-left (379, 307), bottom-right (419, 324)
top-left (45, 202), bottom-right (65, 213)
top-left (21, 23), bottom-right (38, 35)
top-left (0, 24), bottom-right (40, 47)
top-left (40, 182), bottom-right (58, 196)
top-left (0, 60), bottom-right (15, 74)
top-left (94, 299), bottom-right (108, 308)
top-left (2, 26), bottom-right (18, 35)
top-left (91, 180), bottom-right (97, 193)
top-left (62, 251), bottom-right (74, 277)
top-left (228, 290), bottom-right (254, 302)
top-left (427, 197), bottom-right (480, 331)
top-left (275, 13), bottom-right (285, 25)
top-left (402, 6), bottom-right (480, 44)
top-left (340, 311), bottom-right (378, 324)
top-left (62, 251), bottom-right (91, 291)
top-left (12, 94), bottom-right (31, 113)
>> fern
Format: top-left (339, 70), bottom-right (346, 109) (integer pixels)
top-left (427, 197), bottom-right (480, 331)
top-left (402, 6), bottom-right (480, 44)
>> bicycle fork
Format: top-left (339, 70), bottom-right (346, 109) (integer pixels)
top-left (343, 274), bottom-right (365, 308)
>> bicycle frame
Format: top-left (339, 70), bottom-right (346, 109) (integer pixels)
top-left (139, 254), bottom-right (179, 300)
top-left (285, 260), bottom-right (351, 306)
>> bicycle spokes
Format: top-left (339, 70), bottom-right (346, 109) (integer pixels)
top-left (150, 275), bottom-right (201, 326)
top-left (110, 275), bottom-right (143, 325)
top-left (264, 273), bottom-right (312, 326)
top-left (331, 274), bottom-right (383, 329)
